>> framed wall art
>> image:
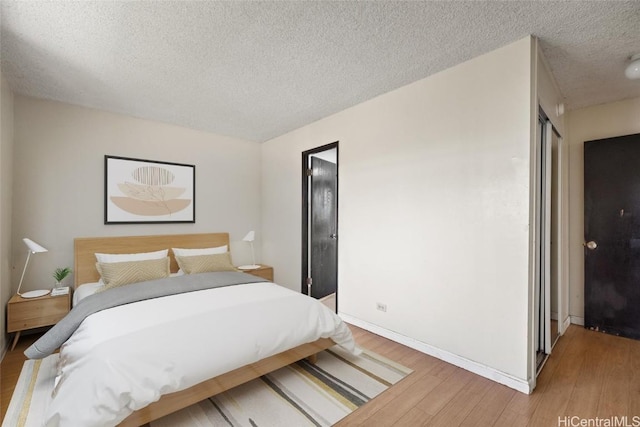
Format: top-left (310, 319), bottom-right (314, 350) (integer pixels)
top-left (105, 155), bottom-right (195, 224)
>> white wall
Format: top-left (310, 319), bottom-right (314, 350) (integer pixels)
top-left (12, 96), bottom-right (261, 292)
top-left (262, 37), bottom-right (533, 385)
top-left (567, 97), bottom-right (640, 324)
top-left (0, 72), bottom-right (15, 355)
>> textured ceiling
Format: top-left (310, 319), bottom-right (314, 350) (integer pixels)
top-left (1, 1), bottom-right (639, 142)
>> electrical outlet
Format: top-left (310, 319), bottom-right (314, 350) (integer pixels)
top-left (376, 302), bottom-right (387, 312)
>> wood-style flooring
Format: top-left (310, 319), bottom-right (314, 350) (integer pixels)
top-left (2, 324), bottom-right (639, 426)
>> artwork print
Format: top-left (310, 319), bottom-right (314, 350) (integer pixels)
top-left (105, 155), bottom-right (195, 224)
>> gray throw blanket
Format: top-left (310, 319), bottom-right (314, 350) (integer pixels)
top-left (25, 271), bottom-right (265, 359)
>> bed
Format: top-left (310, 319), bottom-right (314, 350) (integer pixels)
top-left (26, 233), bottom-right (355, 426)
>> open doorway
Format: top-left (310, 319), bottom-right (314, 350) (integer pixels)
top-left (302, 142), bottom-right (338, 312)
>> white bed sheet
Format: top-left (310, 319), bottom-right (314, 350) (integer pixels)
top-left (47, 281), bottom-right (357, 426)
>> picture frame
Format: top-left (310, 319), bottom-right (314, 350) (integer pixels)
top-left (104, 155), bottom-right (195, 224)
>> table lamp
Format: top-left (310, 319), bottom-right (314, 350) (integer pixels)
top-left (238, 230), bottom-right (260, 270)
top-left (16, 238), bottom-right (50, 298)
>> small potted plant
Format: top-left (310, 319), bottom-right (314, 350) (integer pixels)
top-left (53, 267), bottom-right (72, 287)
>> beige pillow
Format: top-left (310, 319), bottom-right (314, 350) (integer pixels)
top-left (95, 249), bottom-right (168, 263)
top-left (96, 257), bottom-right (170, 291)
top-left (175, 253), bottom-right (237, 274)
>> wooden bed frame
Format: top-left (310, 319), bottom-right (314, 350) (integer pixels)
top-left (73, 232), bottom-right (334, 426)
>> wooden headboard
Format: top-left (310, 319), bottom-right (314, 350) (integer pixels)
top-left (74, 233), bottom-right (230, 286)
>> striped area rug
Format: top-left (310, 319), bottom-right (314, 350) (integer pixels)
top-left (4, 346), bottom-right (411, 427)
top-left (151, 346), bottom-right (411, 426)
top-left (2, 354), bottom-right (58, 427)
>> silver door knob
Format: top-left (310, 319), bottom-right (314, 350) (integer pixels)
top-left (330, 234), bottom-right (337, 239)
top-left (584, 241), bottom-right (597, 250)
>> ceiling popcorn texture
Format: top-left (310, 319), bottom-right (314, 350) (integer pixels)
top-left (1, 1), bottom-right (639, 142)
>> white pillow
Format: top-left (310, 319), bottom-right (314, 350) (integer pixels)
top-left (95, 249), bottom-right (168, 263)
top-left (73, 282), bottom-right (102, 306)
top-left (171, 245), bottom-right (228, 257)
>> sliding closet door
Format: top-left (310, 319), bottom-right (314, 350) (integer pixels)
top-left (535, 113), bottom-right (562, 374)
top-left (542, 121), bottom-right (553, 353)
top-left (535, 116), bottom-right (552, 368)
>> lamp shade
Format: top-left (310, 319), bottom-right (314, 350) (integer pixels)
top-left (24, 238), bottom-right (48, 253)
top-left (625, 54), bottom-right (640, 80)
top-left (242, 231), bottom-right (255, 242)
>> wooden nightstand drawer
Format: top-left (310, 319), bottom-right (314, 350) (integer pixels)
top-left (239, 265), bottom-right (273, 282)
top-left (7, 293), bottom-right (70, 332)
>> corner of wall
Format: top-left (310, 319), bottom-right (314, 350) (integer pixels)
top-left (264, 37), bottom-right (536, 383)
top-left (0, 71), bottom-right (15, 358)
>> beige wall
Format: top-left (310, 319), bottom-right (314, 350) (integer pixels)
top-left (567, 97), bottom-right (640, 323)
top-left (262, 37), bottom-right (533, 387)
top-left (1, 72), bottom-right (15, 354)
top-left (12, 96), bottom-right (262, 293)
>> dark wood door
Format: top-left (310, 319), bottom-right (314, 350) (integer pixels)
top-left (584, 133), bottom-right (640, 340)
top-left (310, 157), bottom-right (337, 299)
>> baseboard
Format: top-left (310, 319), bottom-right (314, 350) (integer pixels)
top-left (570, 315), bottom-right (584, 326)
top-left (339, 312), bottom-right (532, 394)
top-left (563, 316), bottom-right (572, 332)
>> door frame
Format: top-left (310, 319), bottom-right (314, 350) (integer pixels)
top-left (301, 142), bottom-right (339, 307)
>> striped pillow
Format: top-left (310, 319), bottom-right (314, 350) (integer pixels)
top-left (175, 253), bottom-right (237, 274)
top-left (96, 257), bottom-right (170, 291)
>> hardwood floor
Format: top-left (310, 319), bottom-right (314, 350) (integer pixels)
top-left (1, 332), bottom-right (42, 420)
top-left (338, 324), bottom-right (640, 427)
top-left (2, 324), bottom-right (639, 426)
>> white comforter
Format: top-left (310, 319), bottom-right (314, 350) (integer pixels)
top-left (46, 281), bottom-right (357, 426)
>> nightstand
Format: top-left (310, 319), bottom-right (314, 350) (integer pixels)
top-left (241, 265), bottom-right (274, 282)
top-left (7, 292), bottom-right (71, 351)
